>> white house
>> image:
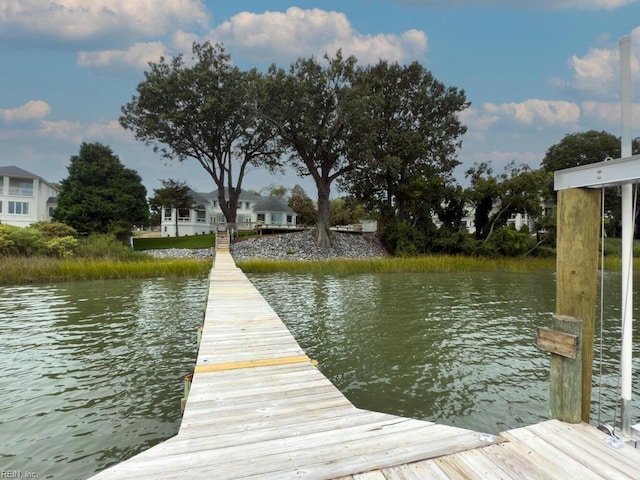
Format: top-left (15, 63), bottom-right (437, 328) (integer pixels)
top-left (0, 166), bottom-right (59, 227)
top-left (161, 188), bottom-right (298, 237)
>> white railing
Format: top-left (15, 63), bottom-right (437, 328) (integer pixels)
top-left (9, 187), bottom-right (33, 196)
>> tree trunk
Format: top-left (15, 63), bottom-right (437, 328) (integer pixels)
top-left (315, 181), bottom-right (331, 248)
top-left (174, 209), bottom-right (179, 237)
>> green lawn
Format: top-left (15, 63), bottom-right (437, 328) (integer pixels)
top-left (133, 234), bottom-right (216, 250)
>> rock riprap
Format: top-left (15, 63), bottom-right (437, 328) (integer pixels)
top-left (230, 230), bottom-right (387, 261)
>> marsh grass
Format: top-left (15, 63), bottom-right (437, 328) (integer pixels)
top-left (0, 256), bottom-right (212, 285)
top-left (236, 255), bottom-right (559, 275)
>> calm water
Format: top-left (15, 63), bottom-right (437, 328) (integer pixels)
top-left (0, 278), bottom-right (207, 480)
top-left (249, 270), bottom-right (640, 435)
top-left (1, 271), bottom-right (638, 479)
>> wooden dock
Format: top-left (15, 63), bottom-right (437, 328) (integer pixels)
top-left (89, 251), bottom-right (640, 480)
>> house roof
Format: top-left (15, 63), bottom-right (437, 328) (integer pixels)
top-left (253, 196), bottom-right (294, 214)
top-left (0, 165), bottom-right (59, 192)
top-left (205, 188), bottom-right (263, 202)
top-left (0, 165), bottom-right (42, 179)
top-left (189, 190), bottom-right (214, 205)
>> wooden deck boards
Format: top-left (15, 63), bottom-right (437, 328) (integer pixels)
top-left (89, 251), bottom-right (640, 480)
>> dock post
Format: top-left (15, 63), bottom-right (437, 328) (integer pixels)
top-left (555, 187), bottom-right (600, 423)
top-left (538, 315), bottom-right (583, 422)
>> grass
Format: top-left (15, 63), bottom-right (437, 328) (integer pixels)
top-left (237, 255), bottom-right (559, 275)
top-left (0, 256), bottom-right (212, 285)
top-left (133, 234), bottom-right (215, 250)
top-left (602, 237), bottom-right (640, 257)
top-left (237, 253), bottom-right (640, 276)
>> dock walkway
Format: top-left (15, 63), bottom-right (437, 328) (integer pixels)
top-left (90, 251), bottom-right (640, 480)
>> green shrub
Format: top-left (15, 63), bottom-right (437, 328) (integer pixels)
top-left (75, 234), bottom-right (145, 260)
top-left (5, 226), bottom-right (47, 256)
top-left (0, 225), bottom-right (16, 255)
top-left (45, 236), bottom-right (79, 258)
top-left (32, 222), bottom-right (78, 238)
top-left (486, 226), bottom-right (534, 257)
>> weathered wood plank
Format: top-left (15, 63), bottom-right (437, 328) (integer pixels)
top-left (526, 421), bottom-right (640, 479)
top-left (536, 325), bottom-right (579, 358)
top-left (502, 425), bottom-right (604, 480)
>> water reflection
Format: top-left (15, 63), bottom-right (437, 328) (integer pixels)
top-left (249, 270), bottom-right (639, 435)
top-left (0, 278), bottom-right (207, 480)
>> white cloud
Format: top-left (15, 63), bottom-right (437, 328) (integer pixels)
top-left (484, 99), bottom-right (581, 126)
top-left (0, 100), bottom-right (51, 123)
top-left (582, 100), bottom-right (640, 127)
top-left (211, 7), bottom-right (427, 64)
top-left (458, 107), bottom-right (499, 140)
top-left (40, 120), bottom-right (132, 144)
top-left (77, 42), bottom-right (168, 71)
top-left (0, 0), bottom-right (209, 42)
top-left (554, 27), bottom-right (640, 99)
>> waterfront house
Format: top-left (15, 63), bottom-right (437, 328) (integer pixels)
top-left (161, 188), bottom-right (298, 237)
top-left (0, 166), bottom-right (59, 227)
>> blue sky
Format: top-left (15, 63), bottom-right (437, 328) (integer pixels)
top-left (1, 0), bottom-right (639, 198)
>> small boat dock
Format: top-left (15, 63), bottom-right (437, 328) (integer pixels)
top-left (89, 250), bottom-right (640, 480)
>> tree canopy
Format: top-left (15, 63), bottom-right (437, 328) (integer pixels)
top-left (541, 130), bottom-right (640, 237)
top-left (261, 51), bottom-right (366, 247)
top-left (541, 130), bottom-right (621, 172)
top-left (53, 142), bottom-right (148, 235)
top-left (120, 42), bottom-right (282, 229)
top-left (342, 60), bottom-right (468, 225)
top-left (287, 185), bottom-right (317, 226)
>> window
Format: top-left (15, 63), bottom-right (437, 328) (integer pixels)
top-left (196, 205), bottom-right (206, 223)
top-left (163, 208), bottom-right (172, 221)
top-left (9, 178), bottom-right (33, 196)
top-left (286, 215), bottom-right (293, 224)
top-left (48, 206), bottom-right (55, 217)
top-left (8, 201), bottom-right (29, 215)
top-left (177, 208), bottom-right (190, 221)
top-left (0, 176), bottom-right (3, 194)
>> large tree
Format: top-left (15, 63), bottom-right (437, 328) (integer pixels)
top-left (541, 130), bottom-right (621, 172)
top-left (53, 142), bottom-right (148, 235)
top-left (340, 60), bottom-right (469, 227)
top-left (541, 130), bottom-right (640, 237)
top-left (149, 179), bottom-right (195, 237)
top-left (261, 51), bottom-right (367, 247)
top-left (466, 161), bottom-right (552, 242)
top-left (120, 42), bottom-right (282, 230)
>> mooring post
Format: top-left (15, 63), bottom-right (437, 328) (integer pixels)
top-left (555, 187), bottom-right (601, 423)
top-left (538, 315), bottom-right (583, 422)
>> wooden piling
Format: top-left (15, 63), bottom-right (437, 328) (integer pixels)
top-left (539, 315), bottom-right (583, 423)
top-left (555, 187), bottom-right (601, 423)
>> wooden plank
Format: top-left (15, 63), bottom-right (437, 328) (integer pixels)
top-left (401, 460), bottom-right (452, 480)
top-left (502, 425), bottom-right (604, 480)
top-left (476, 443), bottom-right (556, 480)
top-left (536, 326), bottom-right (579, 358)
top-left (526, 421), bottom-right (640, 479)
top-left (193, 354), bottom-right (315, 372)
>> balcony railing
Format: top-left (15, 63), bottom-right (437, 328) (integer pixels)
top-left (9, 187), bottom-right (33, 196)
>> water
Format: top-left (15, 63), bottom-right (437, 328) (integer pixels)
top-left (1, 271), bottom-right (638, 479)
top-left (0, 278), bottom-right (207, 480)
top-left (248, 270), bottom-right (640, 435)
